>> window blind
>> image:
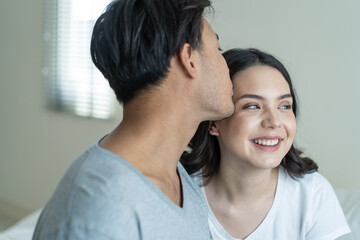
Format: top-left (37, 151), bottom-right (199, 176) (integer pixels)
top-left (43, 0), bottom-right (114, 119)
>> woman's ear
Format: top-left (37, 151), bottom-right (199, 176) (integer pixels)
top-left (208, 121), bottom-right (220, 136)
top-left (179, 43), bottom-right (196, 78)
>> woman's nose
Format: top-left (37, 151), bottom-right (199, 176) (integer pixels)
top-left (261, 110), bottom-right (281, 129)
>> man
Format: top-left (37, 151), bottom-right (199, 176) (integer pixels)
top-left (33, 0), bottom-right (234, 239)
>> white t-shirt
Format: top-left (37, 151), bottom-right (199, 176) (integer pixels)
top-left (194, 167), bottom-right (351, 240)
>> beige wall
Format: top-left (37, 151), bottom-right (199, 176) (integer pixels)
top-left (210, 0), bottom-right (360, 188)
top-left (0, 0), bottom-right (121, 214)
top-left (0, 0), bottom-right (359, 216)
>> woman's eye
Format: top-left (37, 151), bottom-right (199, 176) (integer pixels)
top-left (244, 104), bottom-right (259, 110)
top-left (218, 47), bottom-right (223, 52)
top-left (280, 104), bottom-right (292, 110)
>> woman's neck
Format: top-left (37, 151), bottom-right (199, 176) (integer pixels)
top-left (205, 164), bottom-right (279, 205)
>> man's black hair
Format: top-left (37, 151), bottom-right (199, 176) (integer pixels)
top-left (91, 0), bottom-right (211, 104)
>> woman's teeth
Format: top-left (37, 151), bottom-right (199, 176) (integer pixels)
top-left (253, 139), bottom-right (279, 146)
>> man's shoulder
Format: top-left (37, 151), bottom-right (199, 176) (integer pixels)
top-left (33, 202), bottom-right (141, 240)
top-left (54, 144), bottom-right (143, 201)
top-left (33, 144), bottom-right (154, 239)
top-left (66, 143), bottom-right (158, 205)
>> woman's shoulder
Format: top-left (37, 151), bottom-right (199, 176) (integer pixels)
top-left (280, 170), bottom-right (351, 239)
top-left (279, 168), bottom-right (342, 222)
top-left (281, 168), bottom-right (335, 196)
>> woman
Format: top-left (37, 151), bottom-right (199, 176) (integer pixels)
top-left (181, 48), bottom-right (350, 239)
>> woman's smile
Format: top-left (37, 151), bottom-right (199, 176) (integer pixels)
top-left (250, 137), bottom-right (282, 152)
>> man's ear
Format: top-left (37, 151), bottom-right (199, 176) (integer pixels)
top-left (208, 121), bottom-right (220, 136)
top-left (178, 43), bottom-right (197, 78)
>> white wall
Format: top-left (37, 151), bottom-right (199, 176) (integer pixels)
top-left (0, 0), bottom-right (359, 216)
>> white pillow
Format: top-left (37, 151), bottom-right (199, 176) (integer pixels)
top-left (0, 209), bottom-right (41, 240)
top-left (336, 189), bottom-right (360, 240)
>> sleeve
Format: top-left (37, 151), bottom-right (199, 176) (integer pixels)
top-left (305, 173), bottom-right (351, 240)
top-left (35, 216), bottom-right (142, 240)
top-left (33, 200), bottom-right (142, 240)
top-left (37, 228), bottom-right (115, 240)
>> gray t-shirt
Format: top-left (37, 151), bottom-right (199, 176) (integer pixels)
top-left (32, 141), bottom-right (211, 239)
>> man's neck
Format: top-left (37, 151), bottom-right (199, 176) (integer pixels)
top-left (99, 95), bottom-right (199, 206)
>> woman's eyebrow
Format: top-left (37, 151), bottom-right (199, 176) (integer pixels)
top-left (279, 94), bottom-right (292, 100)
top-left (237, 93), bottom-right (292, 101)
top-left (238, 94), bottom-right (263, 100)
